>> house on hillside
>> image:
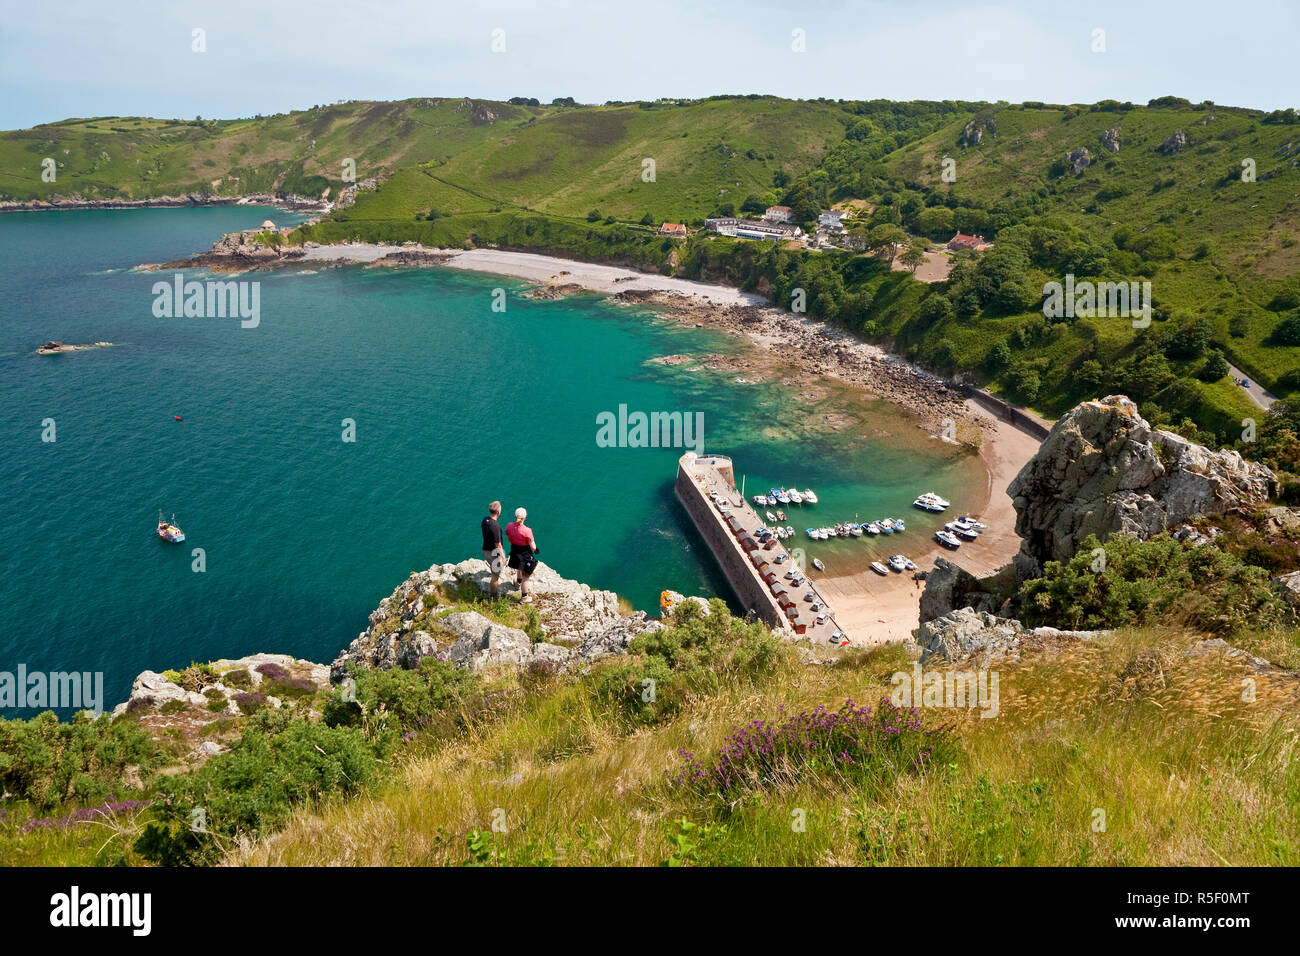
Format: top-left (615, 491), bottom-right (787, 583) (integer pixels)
top-left (706, 217), bottom-right (802, 241)
top-left (763, 205), bottom-right (794, 223)
top-left (818, 209), bottom-right (845, 232)
top-left (948, 231), bottom-right (991, 251)
top-left (659, 222), bottom-right (687, 238)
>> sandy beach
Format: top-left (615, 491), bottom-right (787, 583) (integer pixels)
top-left (146, 238), bottom-right (1049, 644)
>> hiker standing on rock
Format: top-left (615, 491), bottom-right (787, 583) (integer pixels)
top-left (481, 501), bottom-right (505, 597)
top-left (505, 507), bottom-right (539, 603)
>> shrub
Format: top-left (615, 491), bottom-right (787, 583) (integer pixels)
top-left (234, 692), bottom-right (267, 715)
top-left (323, 657), bottom-right (481, 741)
top-left (222, 669), bottom-right (252, 689)
top-left (0, 712), bottom-right (159, 810)
top-left (135, 711), bottom-right (381, 865)
top-left (254, 662), bottom-right (289, 681)
top-left (1018, 534), bottom-right (1290, 634)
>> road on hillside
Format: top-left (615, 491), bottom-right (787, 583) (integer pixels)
top-left (1226, 362), bottom-right (1279, 411)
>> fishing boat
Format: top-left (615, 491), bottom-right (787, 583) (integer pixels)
top-left (850, 523), bottom-right (863, 536)
top-left (893, 518), bottom-right (906, 532)
top-left (878, 519), bottom-right (895, 534)
top-left (772, 488), bottom-right (790, 505)
top-left (812, 557), bottom-right (825, 571)
top-left (903, 557), bottom-right (917, 571)
top-left (173, 415), bottom-right (183, 421)
top-left (785, 525), bottom-right (794, 536)
top-left (775, 510), bottom-right (786, 521)
top-left (802, 489), bottom-right (818, 504)
top-left (870, 561), bottom-right (889, 575)
top-left (156, 510), bottom-right (185, 543)
top-left (935, 530), bottom-right (962, 549)
top-left (754, 494), bottom-right (770, 506)
top-left (788, 489), bottom-right (803, 505)
top-left (766, 510), bottom-right (778, 523)
top-left (865, 522), bottom-right (881, 535)
top-left (887, 555), bottom-right (908, 573)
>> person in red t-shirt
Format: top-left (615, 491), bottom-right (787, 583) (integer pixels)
top-left (505, 507), bottom-right (539, 601)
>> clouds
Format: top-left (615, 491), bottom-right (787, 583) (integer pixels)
top-left (0, 0), bottom-right (1295, 128)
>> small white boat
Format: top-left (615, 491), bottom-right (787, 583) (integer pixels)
top-left (812, 557), bottom-right (825, 571)
top-left (956, 515), bottom-right (988, 531)
top-left (865, 522), bottom-right (880, 535)
top-left (887, 555), bottom-right (908, 573)
top-left (870, 561), bottom-right (889, 575)
top-left (903, 558), bottom-right (917, 571)
top-left (935, 530), bottom-right (962, 549)
top-left (774, 490), bottom-right (790, 505)
top-left (766, 510), bottom-right (778, 523)
top-left (913, 497), bottom-right (946, 512)
top-left (785, 525), bottom-right (794, 535)
top-left (753, 494), bottom-right (769, 506)
top-left (849, 523), bottom-right (863, 536)
top-left (802, 489), bottom-right (818, 504)
top-left (893, 518), bottom-right (906, 532)
top-left (788, 489), bottom-right (803, 505)
top-left (917, 492), bottom-right (951, 508)
top-left (879, 519), bottom-right (895, 534)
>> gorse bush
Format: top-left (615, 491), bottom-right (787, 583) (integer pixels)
top-left (323, 656), bottom-right (482, 742)
top-left (135, 709), bottom-right (381, 866)
top-left (0, 712), bottom-right (160, 810)
top-left (1018, 533), bottom-right (1292, 633)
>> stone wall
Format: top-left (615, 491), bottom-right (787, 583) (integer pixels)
top-left (673, 464), bottom-right (787, 630)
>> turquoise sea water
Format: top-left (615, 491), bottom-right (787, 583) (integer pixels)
top-left (0, 207), bottom-right (979, 714)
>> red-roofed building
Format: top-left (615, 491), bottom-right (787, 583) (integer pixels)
top-left (659, 223), bottom-right (687, 237)
top-left (948, 232), bottom-right (990, 251)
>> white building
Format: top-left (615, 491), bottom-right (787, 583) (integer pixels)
top-left (818, 210), bottom-right (845, 232)
top-left (763, 205), bottom-right (794, 223)
top-left (706, 217), bottom-right (802, 241)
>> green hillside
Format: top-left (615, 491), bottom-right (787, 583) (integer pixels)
top-left (3, 94), bottom-right (1298, 456)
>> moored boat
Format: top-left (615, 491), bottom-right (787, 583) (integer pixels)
top-left (812, 557), bottom-right (825, 571)
top-left (935, 530), bottom-right (962, 549)
top-left (157, 510), bottom-right (185, 543)
top-left (802, 489), bottom-right (818, 504)
top-left (870, 561), bottom-right (889, 575)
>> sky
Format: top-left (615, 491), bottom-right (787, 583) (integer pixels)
top-left (0, 0), bottom-right (1296, 129)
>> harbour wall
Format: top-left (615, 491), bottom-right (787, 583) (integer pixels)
top-left (674, 458), bottom-right (789, 631)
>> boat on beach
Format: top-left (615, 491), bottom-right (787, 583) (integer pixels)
top-left (870, 561), bottom-right (889, 575)
top-left (935, 530), bottom-right (962, 549)
top-left (887, 554), bottom-right (908, 572)
top-left (812, 557), bottom-right (825, 571)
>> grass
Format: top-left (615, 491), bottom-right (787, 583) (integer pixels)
top-left (237, 626), bottom-right (1299, 866)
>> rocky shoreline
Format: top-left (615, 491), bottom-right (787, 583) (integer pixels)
top-left (36, 340), bottom-right (113, 355)
top-left (0, 193), bottom-right (330, 215)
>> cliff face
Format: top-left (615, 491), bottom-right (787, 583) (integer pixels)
top-left (1008, 395), bottom-right (1277, 575)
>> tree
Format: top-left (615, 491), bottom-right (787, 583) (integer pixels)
top-left (1199, 350), bottom-right (1229, 382)
top-left (639, 213), bottom-right (654, 225)
top-left (587, 209), bottom-right (602, 222)
top-left (1163, 317), bottom-right (1214, 360)
top-left (899, 241), bottom-right (927, 274)
top-left (1272, 314), bottom-right (1300, 346)
top-left (986, 341), bottom-right (1012, 372)
top-left (868, 224), bottom-right (909, 264)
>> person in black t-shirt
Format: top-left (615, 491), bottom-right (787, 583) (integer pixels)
top-left (481, 501), bottom-right (505, 597)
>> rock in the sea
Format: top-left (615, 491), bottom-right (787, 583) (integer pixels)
top-left (1008, 395), bottom-right (1277, 574)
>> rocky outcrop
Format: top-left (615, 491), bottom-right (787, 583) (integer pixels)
top-left (915, 607), bottom-right (1107, 664)
top-left (456, 98), bottom-right (499, 124)
top-left (918, 557), bottom-right (999, 624)
top-left (330, 559), bottom-right (661, 680)
top-left (959, 116), bottom-right (995, 147)
top-left (1274, 571), bottom-right (1300, 612)
top-left (1008, 396), bottom-right (1277, 575)
top-left (1157, 130), bottom-right (1190, 154)
top-left (1099, 127), bottom-right (1121, 154)
top-left (1065, 147), bottom-right (1091, 175)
